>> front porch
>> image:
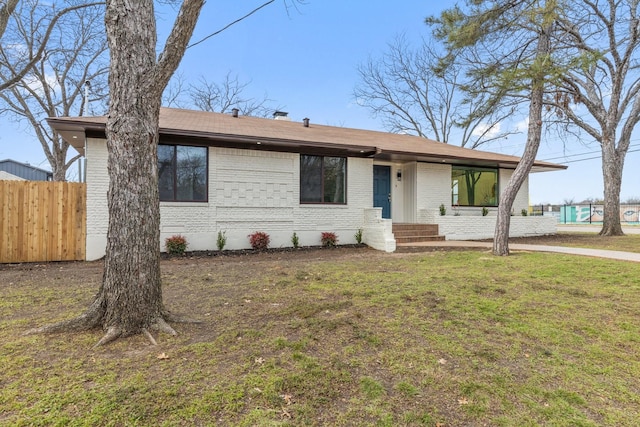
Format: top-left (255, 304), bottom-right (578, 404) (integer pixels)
top-left (362, 207), bottom-right (558, 253)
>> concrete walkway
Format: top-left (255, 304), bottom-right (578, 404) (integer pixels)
top-left (398, 240), bottom-right (640, 262)
top-left (557, 224), bottom-right (640, 234)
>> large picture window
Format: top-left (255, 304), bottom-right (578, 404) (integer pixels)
top-left (300, 155), bottom-right (346, 204)
top-left (452, 166), bottom-right (498, 206)
top-left (158, 144), bottom-right (208, 202)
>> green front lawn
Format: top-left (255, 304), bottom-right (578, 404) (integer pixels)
top-left (2, 248), bottom-right (639, 426)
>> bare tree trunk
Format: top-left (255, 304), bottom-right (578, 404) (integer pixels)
top-left (493, 25), bottom-right (551, 256)
top-left (600, 139), bottom-right (624, 236)
top-left (26, 0), bottom-right (204, 346)
top-left (86, 0), bottom-right (162, 342)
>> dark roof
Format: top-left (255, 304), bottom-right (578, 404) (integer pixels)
top-left (47, 107), bottom-right (566, 172)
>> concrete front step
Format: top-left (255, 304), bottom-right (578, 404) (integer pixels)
top-left (393, 230), bottom-right (439, 238)
top-left (395, 235), bottom-right (446, 244)
top-left (392, 223), bottom-right (444, 244)
top-left (392, 223), bottom-right (439, 233)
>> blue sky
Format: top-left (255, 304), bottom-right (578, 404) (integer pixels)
top-left (1, 0), bottom-right (638, 204)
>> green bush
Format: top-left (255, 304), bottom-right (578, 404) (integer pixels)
top-left (354, 228), bottom-right (363, 244)
top-left (248, 231), bottom-right (270, 250)
top-left (165, 235), bottom-right (188, 255)
top-left (439, 204), bottom-right (446, 216)
top-left (216, 231), bottom-right (227, 251)
top-left (521, 208), bottom-right (528, 216)
top-left (482, 207), bottom-right (489, 216)
top-left (291, 232), bottom-right (300, 248)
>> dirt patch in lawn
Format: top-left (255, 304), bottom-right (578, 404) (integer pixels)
top-left (0, 233), bottom-right (626, 301)
top-left (0, 246), bottom-right (387, 325)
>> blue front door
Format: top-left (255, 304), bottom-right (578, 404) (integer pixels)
top-left (373, 165), bottom-right (391, 219)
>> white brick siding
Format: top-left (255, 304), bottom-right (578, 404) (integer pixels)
top-left (85, 144), bottom-right (373, 259)
top-left (363, 208), bottom-right (396, 252)
top-left (83, 141), bottom-right (542, 260)
top-left (500, 169), bottom-right (529, 214)
top-left (419, 211), bottom-right (556, 240)
top-left (417, 162), bottom-right (452, 213)
top-left (85, 138), bottom-right (109, 260)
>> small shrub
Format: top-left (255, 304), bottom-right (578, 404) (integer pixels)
top-left (248, 231), bottom-right (270, 250)
top-left (482, 207), bottom-right (489, 216)
top-left (439, 204), bottom-right (446, 216)
top-left (291, 232), bottom-right (300, 248)
top-left (165, 235), bottom-right (188, 255)
top-left (354, 228), bottom-right (363, 244)
top-left (521, 208), bottom-right (528, 216)
top-left (321, 232), bottom-right (338, 247)
top-left (216, 230), bottom-right (227, 251)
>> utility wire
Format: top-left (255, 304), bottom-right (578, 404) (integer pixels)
top-left (187, 0), bottom-right (276, 49)
top-left (541, 143), bottom-right (640, 161)
top-left (553, 148), bottom-right (640, 164)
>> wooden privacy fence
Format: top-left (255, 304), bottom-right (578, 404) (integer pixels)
top-left (0, 181), bottom-right (86, 263)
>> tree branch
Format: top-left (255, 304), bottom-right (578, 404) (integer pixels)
top-left (0, 0), bottom-right (19, 38)
top-left (154, 0), bottom-right (205, 95)
top-left (0, 2), bottom-right (103, 92)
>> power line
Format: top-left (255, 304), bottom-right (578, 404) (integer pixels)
top-left (187, 1), bottom-right (276, 49)
top-left (541, 143), bottom-right (640, 162)
top-left (554, 148), bottom-right (640, 164)
top-left (480, 123), bottom-right (640, 160)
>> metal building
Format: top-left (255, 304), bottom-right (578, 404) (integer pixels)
top-left (0, 159), bottom-right (53, 181)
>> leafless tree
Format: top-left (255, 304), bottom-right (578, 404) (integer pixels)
top-left (189, 72), bottom-right (277, 117)
top-left (163, 71), bottom-right (278, 117)
top-left (545, 0), bottom-right (640, 236)
top-left (354, 35), bottom-right (517, 148)
top-left (0, 1), bottom-right (101, 92)
top-left (162, 71), bottom-right (188, 108)
top-left (0, 0), bottom-right (108, 181)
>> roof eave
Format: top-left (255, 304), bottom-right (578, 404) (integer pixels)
top-left (375, 149), bottom-right (567, 171)
top-left (159, 128), bottom-right (379, 157)
top-left (46, 116), bottom-right (568, 172)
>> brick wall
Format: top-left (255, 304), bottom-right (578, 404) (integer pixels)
top-left (85, 144), bottom-right (373, 259)
top-left (420, 209), bottom-right (556, 240)
top-left (85, 138), bottom-right (109, 260)
top-left (500, 169), bottom-right (529, 213)
top-left (417, 162), bottom-right (452, 213)
top-left (83, 140), bottom-right (540, 259)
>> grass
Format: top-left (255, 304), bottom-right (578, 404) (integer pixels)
top-left (508, 231), bottom-right (640, 253)
top-left (2, 245), bottom-right (640, 426)
top-left (554, 232), bottom-right (640, 252)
